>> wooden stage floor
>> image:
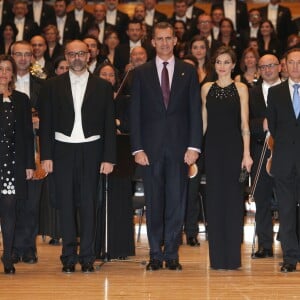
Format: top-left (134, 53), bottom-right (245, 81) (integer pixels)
top-left (1, 218), bottom-right (300, 300)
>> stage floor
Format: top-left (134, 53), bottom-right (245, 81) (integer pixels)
top-left (1, 218), bottom-right (299, 300)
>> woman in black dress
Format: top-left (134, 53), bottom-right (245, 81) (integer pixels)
top-left (0, 55), bottom-right (34, 274)
top-left (257, 20), bottom-right (283, 59)
top-left (201, 46), bottom-right (253, 270)
top-left (96, 62), bottom-right (135, 259)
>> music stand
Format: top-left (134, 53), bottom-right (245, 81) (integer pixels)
top-left (96, 135), bottom-right (147, 269)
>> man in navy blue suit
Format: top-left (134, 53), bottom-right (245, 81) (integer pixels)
top-left (130, 22), bottom-right (202, 271)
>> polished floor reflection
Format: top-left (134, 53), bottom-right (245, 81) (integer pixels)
top-left (1, 218), bottom-right (300, 300)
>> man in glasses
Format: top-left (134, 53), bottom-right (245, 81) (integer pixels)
top-left (249, 54), bottom-right (281, 260)
top-left (39, 39), bottom-right (116, 274)
top-left (267, 48), bottom-right (300, 272)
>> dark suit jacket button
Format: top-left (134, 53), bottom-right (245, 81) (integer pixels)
top-left (292, 141), bottom-right (295, 145)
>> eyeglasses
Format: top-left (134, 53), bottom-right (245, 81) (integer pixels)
top-left (258, 63), bottom-right (279, 71)
top-left (13, 52), bottom-right (32, 58)
top-left (198, 21), bottom-right (212, 25)
top-left (66, 51), bottom-right (88, 58)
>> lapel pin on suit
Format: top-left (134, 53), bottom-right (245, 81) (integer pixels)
top-left (181, 72), bottom-right (185, 76)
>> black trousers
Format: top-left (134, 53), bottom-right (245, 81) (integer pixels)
top-left (0, 195), bottom-right (17, 264)
top-left (54, 140), bottom-right (101, 265)
top-left (13, 180), bottom-right (43, 257)
top-left (275, 168), bottom-right (300, 265)
top-left (142, 151), bottom-right (188, 262)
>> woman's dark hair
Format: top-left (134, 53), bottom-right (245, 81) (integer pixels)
top-left (98, 61), bottom-right (120, 91)
top-left (183, 54), bottom-right (199, 69)
top-left (0, 21), bottom-right (19, 40)
top-left (0, 54), bottom-right (17, 91)
top-left (257, 20), bottom-right (277, 41)
top-left (212, 45), bottom-right (237, 65)
top-left (53, 55), bottom-right (67, 70)
top-left (218, 17), bottom-right (237, 42)
top-left (189, 35), bottom-right (212, 75)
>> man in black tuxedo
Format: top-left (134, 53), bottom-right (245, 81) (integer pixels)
top-left (168, 0), bottom-right (193, 38)
top-left (249, 54), bottom-right (281, 259)
top-left (39, 40), bottom-right (116, 273)
top-left (130, 22), bottom-right (202, 271)
top-left (105, 0), bottom-right (129, 43)
top-left (27, 0), bottom-right (55, 32)
top-left (10, 41), bottom-right (45, 264)
top-left (114, 20), bottom-right (154, 75)
top-left (196, 13), bottom-right (223, 57)
top-left (143, 0), bottom-right (167, 29)
top-left (211, 0), bottom-right (249, 36)
top-left (12, 0), bottom-right (39, 42)
top-left (51, 0), bottom-right (80, 45)
top-left (67, 0), bottom-right (94, 39)
top-left (186, 0), bottom-right (204, 37)
top-left (267, 48), bottom-right (300, 272)
top-left (93, 3), bottom-right (112, 45)
top-left (0, 0), bottom-right (13, 25)
top-left (239, 8), bottom-right (262, 50)
top-left (259, 0), bottom-right (294, 45)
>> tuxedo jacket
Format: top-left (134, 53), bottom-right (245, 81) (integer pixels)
top-left (106, 10), bottom-right (129, 43)
top-left (27, 2), bottom-right (55, 31)
top-left (113, 40), bottom-right (155, 74)
top-left (14, 18), bottom-right (39, 41)
top-left (152, 10), bottom-right (168, 25)
top-left (1, 0), bottom-right (13, 24)
top-left (38, 72), bottom-right (116, 164)
top-left (130, 58), bottom-right (203, 163)
top-left (211, 0), bottom-right (249, 32)
top-left (259, 5), bottom-right (294, 42)
top-left (44, 43), bottom-right (64, 64)
top-left (0, 91), bottom-right (35, 198)
top-left (267, 80), bottom-right (300, 177)
top-left (67, 9), bottom-right (95, 39)
top-left (29, 74), bottom-right (45, 109)
top-left (49, 14), bottom-right (80, 44)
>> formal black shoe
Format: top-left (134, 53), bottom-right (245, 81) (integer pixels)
top-left (187, 237), bottom-right (200, 247)
top-left (49, 238), bottom-right (60, 245)
top-left (280, 263), bottom-right (296, 273)
top-left (253, 248), bottom-right (273, 259)
top-left (4, 265), bottom-right (15, 275)
top-left (146, 259), bottom-right (163, 271)
top-left (11, 254), bottom-right (21, 264)
top-left (165, 259), bottom-right (182, 271)
top-left (22, 254), bottom-right (38, 264)
top-left (62, 264), bottom-right (75, 273)
top-left (81, 263), bottom-right (95, 273)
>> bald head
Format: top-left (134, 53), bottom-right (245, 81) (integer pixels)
top-left (258, 54), bottom-right (281, 84)
top-left (130, 46), bottom-right (147, 67)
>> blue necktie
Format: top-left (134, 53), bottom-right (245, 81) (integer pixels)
top-left (293, 84), bottom-right (300, 118)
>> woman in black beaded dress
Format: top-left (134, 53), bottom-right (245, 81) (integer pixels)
top-left (201, 47), bottom-right (253, 270)
top-left (0, 55), bottom-right (34, 274)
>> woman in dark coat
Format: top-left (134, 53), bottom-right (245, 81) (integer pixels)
top-left (0, 55), bottom-right (35, 274)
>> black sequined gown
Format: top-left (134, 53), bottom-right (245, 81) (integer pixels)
top-left (205, 82), bottom-right (244, 270)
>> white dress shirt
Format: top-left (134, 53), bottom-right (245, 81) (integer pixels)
top-left (145, 9), bottom-right (154, 26)
top-left (0, 1), bottom-right (3, 25)
top-left (75, 9), bottom-right (84, 31)
top-left (223, 0), bottom-right (236, 30)
top-left (15, 73), bottom-right (30, 98)
top-left (288, 78), bottom-right (300, 104)
top-left (268, 4), bottom-right (278, 31)
top-left (56, 15), bottom-right (66, 45)
top-left (33, 1), bottom-right (42, 26)
top-left (98, 21), bottom-right (105, 44)
top-left (15, 17), bottom-right (25, 41)
top-left (186, 5), bottom-right (193, 20)
top-left (106, 9), bottom-right (117, 26)
top-left (262, 78), bottom-right (282, 106)
top-left (55, 70), bottom-right (100, 143)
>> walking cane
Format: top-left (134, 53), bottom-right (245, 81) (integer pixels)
top-left (249, 132), bottom-right (270, 258)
